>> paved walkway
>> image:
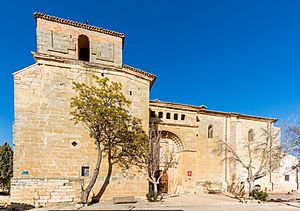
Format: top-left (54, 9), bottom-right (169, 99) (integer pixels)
top-left (32, 194), bottom-right (300, 211)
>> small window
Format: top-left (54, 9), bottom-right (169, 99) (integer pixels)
top-left (71, 141), bottom-right (78, 147)
top-left (81, 166), bottom-right (89, 177)
top-left (129, 91), bottom-right (132, 96)
top-left (166, 113), bottom-right (171, 119)
top-left (158, 112), bottom-right (163, 118)
top-left (181, 114), bottom-right (185, 120)
top-left (248, 129), bottom-right (254, 142)
top-left (150, 111), bottom-right (155, 118)
top-left (208, 125), bottom-right (213, 138)
top-left (101, 73), bottom-right (104, 77)
top-left (285, 175), bottom-right (290, 181)
top-left (78, 35), bottom-right (90, 62)
top-left (174, 113), bottom-right (178, 120)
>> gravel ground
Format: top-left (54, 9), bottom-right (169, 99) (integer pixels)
top-left (31, 193), bottom-right (300, 211)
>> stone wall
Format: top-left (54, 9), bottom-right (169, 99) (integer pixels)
top-left (149, 101), bottom-right (280, 194)
top-left (10, 178), bottom-right (81, 207)
top-left (12, 58), bottom-right (151, 205)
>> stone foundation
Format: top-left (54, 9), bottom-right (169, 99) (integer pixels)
top-left (10, 178), bottom-right (82, 207)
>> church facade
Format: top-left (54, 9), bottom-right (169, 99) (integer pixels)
top-left (11, 13), bottom-right (280, 206)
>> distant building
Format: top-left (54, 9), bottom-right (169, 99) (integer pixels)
top-left (11, 13), bottom-right (281, 206)
top-left (279, 155), bottom-right (298, 192)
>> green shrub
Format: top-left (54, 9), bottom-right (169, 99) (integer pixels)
top-left (146, 191), bottom-right (162, 202)
top-left (249, 189), bottom-right (268, 201)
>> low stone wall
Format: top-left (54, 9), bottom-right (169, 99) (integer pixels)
top-left (10, 178), bottom-right (82, 207)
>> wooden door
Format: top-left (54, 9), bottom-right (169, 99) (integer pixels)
top-left (160, 172), bottom-right (168, 193)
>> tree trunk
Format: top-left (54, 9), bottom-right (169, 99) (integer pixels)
top-left (248, 179), bottom-right (254, 194)
top-left (92, 148), bottom-right (113, 203)
top-left (247, 167), bottom-right (254, 195)
top-left (81, 141), bottom-right (102, 204)
top-left (153, 179), bottom-right (159, 201)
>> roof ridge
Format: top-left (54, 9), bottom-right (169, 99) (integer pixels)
top-left (34, 12), bottom-right (125, 38)
top-left (150, 100), bottom-right (277, 122)
top-left (150, 100), bottom-right (207, 109)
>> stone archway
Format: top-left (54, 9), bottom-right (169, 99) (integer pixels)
top-left (160, 131), bottom-right (184, 152)
top-left (159, 130), bottom-right (184, 194)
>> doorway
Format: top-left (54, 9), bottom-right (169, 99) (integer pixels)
top-left (155, 170), bottom-right (168, 193)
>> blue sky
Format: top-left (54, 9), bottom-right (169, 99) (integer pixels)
top-left (1, 0), bottom-right (300, 146)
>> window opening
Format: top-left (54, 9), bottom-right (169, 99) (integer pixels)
top-left (81, 166), bottom-right (89, 177)
top-left (166, 113), bottom-right (171, 119)
top-left (158, 112), bottom-right (163, 118)
top-left (78, 35), bottom-right (90, 61)
top-left (174, 113), bottom-right (178, 120)
top-left (208, 125), bottom-right (213, 138)
top-left (181, 114), bottom-right (185, 120)
top-left (150, 111), bottom-right (155, 118)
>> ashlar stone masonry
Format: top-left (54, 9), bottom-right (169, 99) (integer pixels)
top-left (12, 13), bottom-right (280, 207)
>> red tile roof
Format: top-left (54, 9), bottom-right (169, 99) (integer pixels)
top-left (34, 12), bottom-right (125, 38)
top-left (122, 64), bottom-right (156, 79)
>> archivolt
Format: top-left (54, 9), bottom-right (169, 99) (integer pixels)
top-left (160, 131), bottom-right (184, 151)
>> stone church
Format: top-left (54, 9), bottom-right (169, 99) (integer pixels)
top-left (11, 13), bottom-right (280, 206)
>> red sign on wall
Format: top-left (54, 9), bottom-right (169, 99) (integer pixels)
top-left (187, 170), bottom-right (192, 177)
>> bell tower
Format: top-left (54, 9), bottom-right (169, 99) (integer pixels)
top-left (34, 12), bottom-right (124, 67)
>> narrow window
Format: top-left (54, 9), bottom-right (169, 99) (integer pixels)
top-left (81, 166), bottom-right (89, 177)
top-left (208, 125), bottom-right (213, 138)
top-left (158, 112), bottom-right (163, 118)
top-left (129, 91), bottom-right (132, 96)
top-left (78, 35), bottom-right (90, 61)
top-left (248, 129), bottom-right (254, 142)
top-left (174, 113), bottom-right (178, 120)
top-left (166, 113), bottom-right (171, 119)
top-left (285, 175), bottom-right (290, 181)
top-left (181, 114), bottom-right (185, 120)
top-left (101, 73), bottom-right (104, 77)
top-left (150, 111), bottom-right (155, 118)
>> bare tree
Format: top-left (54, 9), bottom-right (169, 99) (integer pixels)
top-left (216, 125), bottom-right (283, 194)
top-left (281, 120), bottom-right (300, 158)
top-left (147, 123), bottom-right (177, 201)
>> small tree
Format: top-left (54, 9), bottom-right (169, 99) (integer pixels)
top-left (216, 126), bottom-right (282, 195)
top-left (146, 123), bottom-right (177, 201)
top-left (71, 76), bottom-right (148, 204)
top-left (0, 143), bottom-right (13, 193)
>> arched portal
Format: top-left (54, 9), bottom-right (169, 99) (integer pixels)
top-left (160, 131), bottom-right (184, 152)
top-left (155, 170), bottom-right (169, 193)
top-left (157, 130), bottom-right (184, 194)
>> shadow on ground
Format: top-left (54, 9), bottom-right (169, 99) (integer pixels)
top-left (1, 203), bottom-right (34, 211)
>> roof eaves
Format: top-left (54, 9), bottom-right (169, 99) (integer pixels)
top-left (122, 64), bottom-right (157, 86)
top-left (34, 12), bottom-right (125, 39)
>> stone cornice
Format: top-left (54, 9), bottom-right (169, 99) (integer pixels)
top-left (32, 52), bottom-right (156, 86)
top-left (151, 121), bottom-right (199, 128)
top-left (150, 100), bottom-right (207, 112)
top-left (197, 110), bottom-right (277, 122)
